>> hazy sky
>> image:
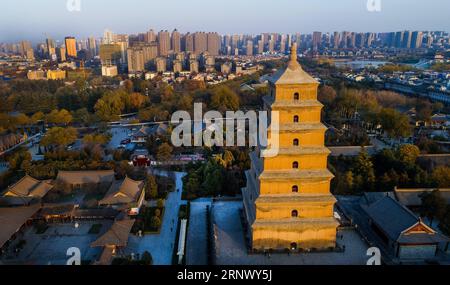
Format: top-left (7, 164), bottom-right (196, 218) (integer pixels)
top-left (1, 0), bottom-right (449, 43)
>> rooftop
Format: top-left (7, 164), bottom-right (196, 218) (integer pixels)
top-left (99, 177), bottom-right (144, 206)
top-left (268, 43), bottom-right (318, 85)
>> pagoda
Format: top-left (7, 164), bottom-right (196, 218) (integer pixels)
top-left (242, 43), bottom-right (338, 251)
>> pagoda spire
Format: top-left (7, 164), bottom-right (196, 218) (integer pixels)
top-left (288, 43), bottom-right (301, 70)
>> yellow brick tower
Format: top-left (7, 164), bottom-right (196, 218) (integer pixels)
top-left (242, 43), bottom-right (338, 251)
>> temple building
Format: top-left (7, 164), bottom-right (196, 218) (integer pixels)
top-left (242, 43), bottom-right (339, 251)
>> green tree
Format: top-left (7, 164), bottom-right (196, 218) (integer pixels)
top-left (83, 133), bottom-right (111, 145)
top-left (94, 90), bottom-right (126, 121)
top-left (353, 149), bottom-right (375, 192)
top-left (156, 199), bottom-right (164, 208)
top-left (145, 175), bottom-right (158, 200)
top-left (40, 127), bottom-right (78, 148)
top-left (156, 143), bottom-right (173, 161)
top-left (72, 108), bottom-right (94, 125)
top-left (397, 144), bottom-right (420, 165)
top-left (150, 216), bottom-right (161, 229)
top-left (420, 190), bottom-right (447, 227)
top-left (416, 100), bottom-right (433, 123)
top-left (8, 148), bottom-right (32, 170)
top-left (210, 85), bottom-right (240, 112)
top-left (46, 109), bottom-right (73, 125)
top-left (439, 205), bottom-right (450, 236)
top-left (379, 108), bottom-right (412, 139)
top-left (31, 111), bottom-right (45, 123)
top-left (432, 166), bottom-right (450, 188)
top-left (140, 251), bottom-right (153, 265)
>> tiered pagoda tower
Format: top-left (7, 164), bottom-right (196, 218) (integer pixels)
top-left (242, 43), bottom-right (338, 251)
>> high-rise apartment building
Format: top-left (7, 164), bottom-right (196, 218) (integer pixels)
top-left (402, 31), bottom-right (412, 49)
top-left (183, 33), bottom-right (195, 53)
top-left (194, 32), bottom-right (208, 55)
top-left (333, 32), bottom-right (340, 49)
top-left (88, 37), bottom-right (97, 56)
top-left (172, 29), bottom-right (181, 53)
top-left (189, 59), bottom-right (199, 73)
top-left (146, 29), bottom-right (156, 43)
top-left (103, 29), bottom-right (114, 44)
top-left (312, 31), bottom-right (322, 51)
top-left (173, 60), bottom-right (183, 73)
top-left (155, 57), bottom-right (167, 72)
top-left (246, 40), bottom-right (254, 56)
top-left (158, 30), bottom-right (171, 56)
top-left (65, 37), bottom-right (77, 58)
top-left (411, 31), bottom-right (424, 49)
top-left (56, 47), bottom-right (66, 62)
top-left (127, 47), bottom-right (145, 73)
top-left (207, 32), bottom-right (220, 56)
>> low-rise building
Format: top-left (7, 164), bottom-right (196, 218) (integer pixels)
top-left (2, 175), bottom-right (53, 199)
top-left (361, 196), bottom-right (449, 260)
top-left (46, 69), bottom-right (66, 80)
top-left (56, 170), bottom-right (115, 189)
top-left (99, 177), bottom-right (145, 215)
top-left (101, 65), bottom-right (118, 77)
top-left (27, 70), bottom-right (45, 80)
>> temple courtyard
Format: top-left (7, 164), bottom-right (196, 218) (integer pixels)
top-left (211, 200), bottom-right (369, 265)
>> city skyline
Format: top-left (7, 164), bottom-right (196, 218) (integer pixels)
top-left (1, 0), bottom-right (450, 43)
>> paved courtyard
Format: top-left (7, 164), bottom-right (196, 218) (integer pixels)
top-left (1, 221), bottom-right (112, 265)
top-left (108, 126), bottom-right (132, 149)
top-left (212, 201), bottom-right (370, 265)
top-left (125, 171), bottom-right (186, 265)
top-left (186, 198), bottom-right (212, 265)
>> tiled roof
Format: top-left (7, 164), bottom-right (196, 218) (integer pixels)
top-left (253, 217), bottom-right (339, 229)
top-left (268, 43), bottom-right (318, 85)
top-left (99, 177), bottom-right (144, 206)
top-left (4, 175), bottom-right (53, 198)
top-left (91, 218), bottom-right (135, 248)
top-left (256, 194), bottom-right (336, 204)
top-left (0, 204), bottom-right (41, 248)
top-left (362, 196), bottom-right (448, 244)
top-left (57, 170), bottom-right (115, 185)
top-left (259, 169), bottom-right (334, 181)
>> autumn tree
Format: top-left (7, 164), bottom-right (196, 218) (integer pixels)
top-left (432, 166), bottom-right (450, 188)
top-left (210, 85), bottom-right (240, 112)
top-left (145, 175), bottom-right (158, 200)
top-left (318, 85), bottom-right (337, 106)
top-left (128, 93), bottom-right (148, 111)
top-left (94, 90), bottom-right (126, 121)
top-left (352, 149), bottom-right (376, 192)
top-left (83, 133), bottom-right (111, 145)
top-left (397, 144), bottom-right (420, 165)
top-left (46, 109), bottom-right (73, 125)
top-left (379, 108), bottom-right (412, 139)
top-left (156, 143), bottom-right (173, 161)
top-left (40, 127), bottom-right (78, 148)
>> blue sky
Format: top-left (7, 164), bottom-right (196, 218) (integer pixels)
top-left (1, 0), bottom-right (449, 43)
